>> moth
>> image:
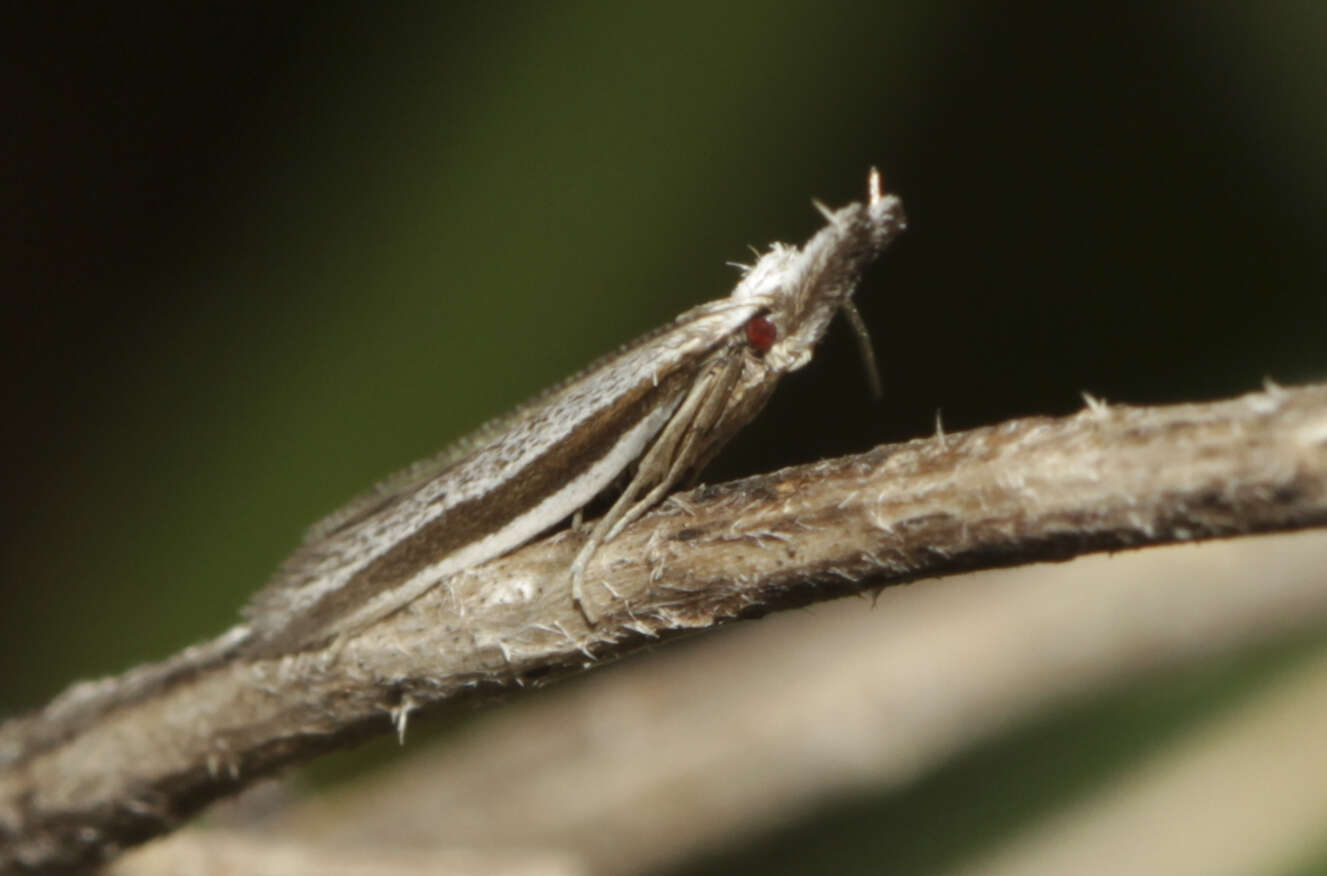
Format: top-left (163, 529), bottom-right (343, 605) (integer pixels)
top-left (242, 170), bottom-right (906, 655)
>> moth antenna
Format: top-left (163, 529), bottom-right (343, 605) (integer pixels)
top-left (812, 198), bottom-right (837, 224)
top-left (841, 299), bottom-right (883, 400)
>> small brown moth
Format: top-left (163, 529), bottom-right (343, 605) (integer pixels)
top-left (242, 170), bottom-right (906, 655)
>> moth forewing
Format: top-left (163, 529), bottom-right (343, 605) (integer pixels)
top-left (241, 171), bottom-right (905, 654)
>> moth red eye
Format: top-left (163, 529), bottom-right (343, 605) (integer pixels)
top-left (745, 315), bottom-right (777, 352)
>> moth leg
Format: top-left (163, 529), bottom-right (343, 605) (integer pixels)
top-left (602, 354), bottom-right (742, 544)
top-left (571, 353), bottom-right (744, 621)
top-left (570, 366), bottom-right (716, 618)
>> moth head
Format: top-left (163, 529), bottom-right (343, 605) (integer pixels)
top-left (730, 172), bottom-right (905, 387)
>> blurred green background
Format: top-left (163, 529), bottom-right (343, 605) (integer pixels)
top-left (4, 2), bottom-right (1327, 873)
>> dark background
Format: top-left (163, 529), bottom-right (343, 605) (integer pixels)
top-left (4, 2), bottom-right (1326, 871)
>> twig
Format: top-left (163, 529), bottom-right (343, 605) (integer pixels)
top-left (3, 383), bottom-right (1327, 871)
top-left (152, 532), bottom-right (1327, 876)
